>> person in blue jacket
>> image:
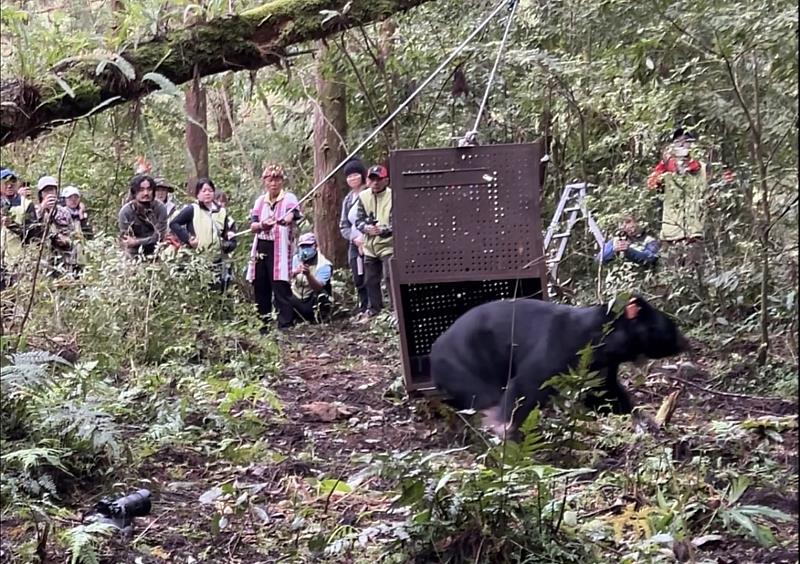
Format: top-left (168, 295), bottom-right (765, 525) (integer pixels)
top-left (597, 214), bottom-right (660, 266)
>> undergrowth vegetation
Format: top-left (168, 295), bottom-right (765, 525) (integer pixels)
top-left (1, 0), bottom-right (797, 562)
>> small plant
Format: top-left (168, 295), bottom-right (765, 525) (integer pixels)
top-left (60, 522), bottom-right (116, 564)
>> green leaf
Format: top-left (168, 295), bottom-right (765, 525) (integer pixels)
top-left (736, 505), bottom-right (794, 521)
top-left (392, 479), bottom-right (425, 507)
top-left (726, 476), bottom-right (750, 505)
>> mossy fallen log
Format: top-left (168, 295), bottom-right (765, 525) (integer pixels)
top-left (0, 0), bottom-right (435, 145)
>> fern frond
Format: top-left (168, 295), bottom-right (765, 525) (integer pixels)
top-left (62, 522), bottom-right (115, 564)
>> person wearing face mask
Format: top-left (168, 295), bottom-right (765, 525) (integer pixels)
top-left (118, 174), bottom-right (169, 258)
top-left (338, 159), bottom-right (370, 317)
top-left (287, 233), bottom-right (333, 326)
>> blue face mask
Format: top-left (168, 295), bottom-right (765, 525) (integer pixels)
top-left (299, 246), bottom-right (317, 263)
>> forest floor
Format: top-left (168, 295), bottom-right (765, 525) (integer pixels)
top-left (2, 317), bottom-right (798, 563)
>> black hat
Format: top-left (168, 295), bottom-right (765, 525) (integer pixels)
top-left (343, 159), bottom-right (367, 180)
top-left (671, 127), bottom-right (697, 142)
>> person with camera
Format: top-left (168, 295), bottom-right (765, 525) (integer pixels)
top-left (647, 127), bottom-right (709, 277)
top-left (118, 174), bottom-right (169, 258)
top-left (168, 177), bottom-right (237, 291)
top-left (246, 163), bottom-right (302, 333)
top-left (34, 175), bottom-right (83, 274)
top-left (355, 164), bottom-right (393, 323)
top-left (339, 159), bottom-right (370, 318)
top-left (597, 214), bottom-right (660, 266)
top-left (597, 213), bottom-right (660, 296)
top-left (284, 232), bottom-right (333, 326)
top-left (61, 185), bottom-right (93, 240)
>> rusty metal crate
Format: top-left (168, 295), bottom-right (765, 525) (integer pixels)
top-left (388, 141), bottom-right (548, 396)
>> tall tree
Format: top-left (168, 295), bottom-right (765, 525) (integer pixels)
top-left (214, 74), bottom-right (235, 142)
top-left (185, 73), bottom-right (209, 189)
top-left (312, 42), bottom-right (348, 267)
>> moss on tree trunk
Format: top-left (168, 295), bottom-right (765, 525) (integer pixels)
top-left (0, 0), bottom-right (436, 146)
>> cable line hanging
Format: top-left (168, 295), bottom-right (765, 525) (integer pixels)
top-left (231, 0), bottom-right (521, 240)
top-left (293, 0), bottom-right (516, 207)
top-left (461, 0), bottom-right (520, 147)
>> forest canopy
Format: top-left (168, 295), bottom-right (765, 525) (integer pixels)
top-left (0, 0), bottom-right (797, 562)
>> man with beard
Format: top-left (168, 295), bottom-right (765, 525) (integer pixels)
top-left (118, 174), bottom-right (168, 258)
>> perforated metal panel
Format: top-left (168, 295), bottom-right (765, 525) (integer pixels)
top-left (388, 142), bottom-right (548, 395)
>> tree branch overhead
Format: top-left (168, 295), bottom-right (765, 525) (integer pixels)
top-left (0, 0), bottom-right (435, 145)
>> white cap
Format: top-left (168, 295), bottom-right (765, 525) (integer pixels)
top-left (37, 175), bottom-right (58, 192)
top-left (61, 185), bottom-right (81, 199)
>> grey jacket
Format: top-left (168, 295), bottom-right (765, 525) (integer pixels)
top-left (118, 199), bottom-right (168, 256)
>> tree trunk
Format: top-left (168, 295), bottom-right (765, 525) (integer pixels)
top-left (215, 73), bottom-right (234, 141)
top-left (185, 75), bottom-right (209, 192)
top-left (312, 42), bottom-right (348, 268)
top-left (1, 0), bottom-right (437, 146)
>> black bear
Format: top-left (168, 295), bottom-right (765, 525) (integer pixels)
top-left (430, 295), bottom-right (689, 436)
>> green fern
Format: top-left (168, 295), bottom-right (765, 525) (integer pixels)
top-left (39, 400), bottom-right (122, 459)
top-left (1, 447), bottom-right (72, 475)
top-left (62, 522), bottom-right (115, 564)
top-left (1, 351), bottom-right (68, 395)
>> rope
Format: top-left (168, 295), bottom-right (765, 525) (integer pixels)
top-left (467, 0), bottom-right (520, 143)
top-left (285, 0), bottom-right (514, 211)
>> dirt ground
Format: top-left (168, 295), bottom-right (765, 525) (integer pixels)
top-left (2, 321), bottom-right (797, 564)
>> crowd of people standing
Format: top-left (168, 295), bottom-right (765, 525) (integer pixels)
top-left (0, 157), bottom-right (397, 334)
top-left (1, 125), bottom-right (716, 330)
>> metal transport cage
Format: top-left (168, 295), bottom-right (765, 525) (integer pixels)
top-left (388, 141), bottom-right (548, 396)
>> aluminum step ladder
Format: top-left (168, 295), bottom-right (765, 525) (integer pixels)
top-left (543, 182), bottom-right (605, 297)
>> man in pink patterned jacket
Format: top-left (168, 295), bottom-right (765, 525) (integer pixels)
top-left (246, 163), bottom-right (302, 334)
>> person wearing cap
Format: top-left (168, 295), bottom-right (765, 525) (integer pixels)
top-left (168, 177), bottom-right (237, 290)
top-left (246, 164), bottom-right (303, 333)
top-left (1, 168), bottom-right (17, 209)
top-left (34, 175), bottom-right (82, 273)
top-left (286, 232), bottom-right (334, 326)
top-left (647, 127), bottom-right (708, 276)
top-left (339, 159), bottom-right (370, 316)
top-left (61, 185), bottom-right (93, 240)
top-left (1, 170), bottom-right (36, 241)
top-left (154, 177), bottom-right (179, 217)
top-left (118, 174), bottom-right (169, 258)
top-left (355, 164), bottom-right (393, 321)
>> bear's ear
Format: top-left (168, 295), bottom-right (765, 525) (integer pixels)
top-left (608, 292), bottom-right (634, 316)
top-left (624, 298), bottom-right (642, 320)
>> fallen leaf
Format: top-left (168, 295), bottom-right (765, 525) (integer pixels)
top-left (301, 401), bottom-right (358, 422)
